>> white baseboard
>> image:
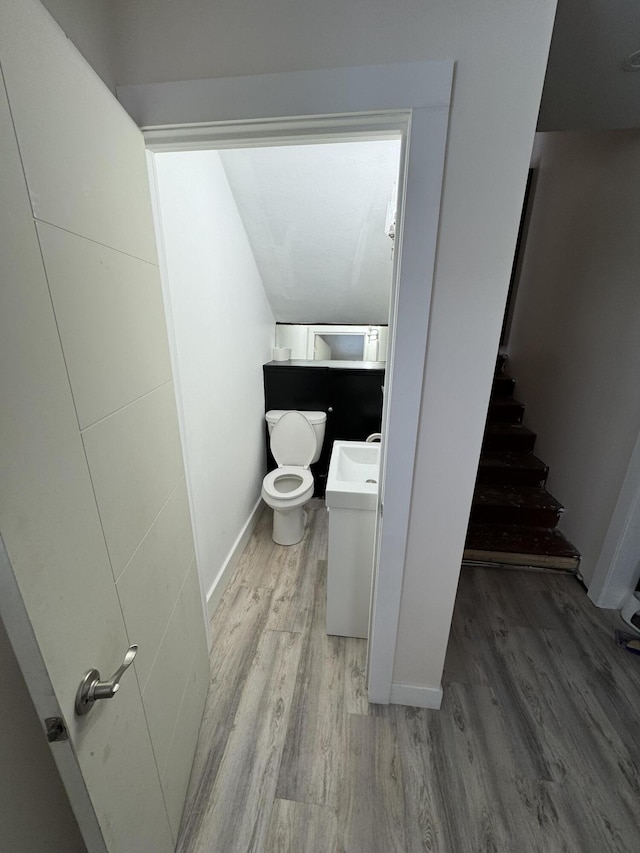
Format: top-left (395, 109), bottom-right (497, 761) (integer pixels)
top-left (205, 499), bottom-right (265, 624)
top-left (389, 682), bottom-right (443, 709)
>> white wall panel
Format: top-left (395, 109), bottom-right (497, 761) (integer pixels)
top-left (0, 30), bottom-right (174, 847)
top-left (0, 2), bottom-right (209, 843)
top-left (0, 1), bottom-right (157, 261)
top-left (116, 478), bottom-right (195, 688)
top-left (82, 382), bottom-right (185, 578)
top-left (37, 222), bottom-right (172, 428)
top-left (142, 564), bottom-right (207, 773)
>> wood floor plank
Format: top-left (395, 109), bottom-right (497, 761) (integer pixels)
top-left (344, 637), bottom-right (369, 715)
top-left (275, 559), bottom-right (346, 808)
top-left (475, 628), bottom-right (568, 782)
top-left (337, 713), bottom-right (406, 853)
top-left (184, 630), bottom-right (303, 853)
top-left (264, 799), bottom-right (337, 853)
top-left (541, 625), bottom-right (640, 765)
top-left (265, 505), bottom-right (326, 633)
top-left (391, 705), bottom-right (449, 853)
top-left (177, 585), bottom-right (273, 848)
top-left (409, 684), bottom-right (531, 853)
top-left (226, 508), bottom-right (282, 592)
top-left (485, 624), bottom-right (640, 849)
top-left (177, 512), bottom-right (640, 853)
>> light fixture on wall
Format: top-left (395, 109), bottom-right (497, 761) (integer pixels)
top-left (622, 49), bottom-right (640, 71)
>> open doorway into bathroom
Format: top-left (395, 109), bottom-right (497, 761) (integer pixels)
top-left (149, 130), bottom-right (399, 671)
top-left (143, 83), bottom-right (450, 705)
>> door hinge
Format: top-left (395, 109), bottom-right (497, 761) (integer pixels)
top-left (45, 716), bottom-right (69, 743)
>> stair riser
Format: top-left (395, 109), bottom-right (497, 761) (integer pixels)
top-left (476, 467), bottom-right (547, 488)
top-left (483, 433), bottom-right (536, 453)
top-left (492, 376), bottom-right (515, 397)
top-left (470, 505), bottom-right (563, 527)
top-left (488, 402), bottom-right (525, 424)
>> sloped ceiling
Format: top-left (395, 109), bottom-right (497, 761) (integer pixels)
top-left (538, 0), bottom-right (640, 131)
top-left (219, 140), bottom-right (401, 324)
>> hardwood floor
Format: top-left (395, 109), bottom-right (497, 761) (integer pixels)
top-left (178, 501), bottom-right (640, 852)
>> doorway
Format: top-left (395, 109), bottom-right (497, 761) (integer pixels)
top-left (137, 62), bottom-right (453, 705)
top-left (148, 130), bottom-right (400, 681)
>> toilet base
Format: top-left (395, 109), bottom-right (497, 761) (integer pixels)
top-left (272, 505), bottom-right (307, 546)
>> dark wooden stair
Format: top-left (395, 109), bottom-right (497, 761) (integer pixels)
top-left (463, 356), bottom-right (580, 572)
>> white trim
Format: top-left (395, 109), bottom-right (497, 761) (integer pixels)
top-left (206, 499), bottom-right (265, 623)
top-left (131, 61), bottom-right (453, 707)
top-left (141, 113), bottom-right (408, 154)
top-left (0, 536), bottom-right (107, 852)
top-left (117, 61), bottom-right (453, 129)
top-left (390, 682), bottom-right (443, 710)
top-left (367, 106), bottom-right (450, 704)
top-left (589, 428), bottom-right (640, 609)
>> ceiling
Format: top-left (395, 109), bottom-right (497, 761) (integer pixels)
top-left (219, 140), bottom-right (401, 325)
top-left (538, 0), bottom-right (640, 131)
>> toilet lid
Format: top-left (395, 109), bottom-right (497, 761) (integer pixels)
top-left (270, 411), bottom-right (316, 467)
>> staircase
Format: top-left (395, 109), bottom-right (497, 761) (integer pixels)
top-left (463, 354), bottom-right (581, 572)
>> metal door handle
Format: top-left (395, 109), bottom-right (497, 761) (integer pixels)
top-left (75, 644), bottom-right (138, 716)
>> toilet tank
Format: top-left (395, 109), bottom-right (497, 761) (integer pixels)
top-left (265, 410), bottom-right (327, 463)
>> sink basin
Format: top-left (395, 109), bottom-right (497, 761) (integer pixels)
top-left (326, 441), bottom-right (380, 511)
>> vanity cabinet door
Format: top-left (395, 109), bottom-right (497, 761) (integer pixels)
top-left (263, 365), bottom-right (329, 412)
top-left (327, 369), bottom-right (385, 442)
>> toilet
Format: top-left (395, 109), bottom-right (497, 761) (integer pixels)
top-left (262, 410), bottom-right (327, 545)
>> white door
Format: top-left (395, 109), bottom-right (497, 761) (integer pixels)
top-left (0, 2), bottom-right (209, 850)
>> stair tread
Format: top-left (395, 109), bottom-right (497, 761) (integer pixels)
top-left (485, 423), bottom-right (535, 436)
top-left (479, 452), bottom-right (547, 472)
top-left (489, 395), bottom-right (523, 408)
top-left (492, 374), bottom-right (515, 395)
top-left (464, 524), bottom-right (581, 568)
top-left (473, 485), bottom-right (563, 511)
top-left (483, 423), bottom-right (537, 452)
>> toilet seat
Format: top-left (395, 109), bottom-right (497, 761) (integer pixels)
top-left (262, 466), bottom-right (314, 502)
top-left (262, 409), bottom-right (323, 545)
top-left (270, 411), bottom-right (316, 468)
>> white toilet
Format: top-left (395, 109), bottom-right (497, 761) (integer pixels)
top-left (262, 410), bottom-right (327, 545)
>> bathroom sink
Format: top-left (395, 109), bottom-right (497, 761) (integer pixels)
top-left (326, 441), bottom-right (380, 511)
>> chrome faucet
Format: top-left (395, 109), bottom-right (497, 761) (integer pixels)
top-left (366, 433), bottom-right (381, 442)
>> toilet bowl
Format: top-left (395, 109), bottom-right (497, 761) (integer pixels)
top-left (262, 410), bottom-right (326, 545)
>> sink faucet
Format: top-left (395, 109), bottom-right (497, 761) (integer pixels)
top-left (366, 433), bottom-right (381, 442)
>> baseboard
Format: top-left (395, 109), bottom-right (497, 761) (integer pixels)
top-left (205, 499), bottom-right (265, 623)
top-left (389, 682), bottom-right (443, 709)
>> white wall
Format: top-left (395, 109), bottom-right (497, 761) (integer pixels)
top-left (507, 129), bottom-right (640, 588)
top-left (39, 0), bottom-right (116, 90)
top-left (114, 0), bottom-right (557, 696)
top-left (0, 619), bottom-right (85, 852)
top-left (153, 150), bottom-right (276, 606)
top-left (220, 141), bottom-right (399, 324)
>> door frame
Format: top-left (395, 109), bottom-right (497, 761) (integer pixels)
top-left (128, 60), bottom-right (453, 704)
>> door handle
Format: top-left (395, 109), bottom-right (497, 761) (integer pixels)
top-left (75, 644), bottom-right (138, 716)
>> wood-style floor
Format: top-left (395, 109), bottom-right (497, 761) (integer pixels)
top-left (177, 500), bottom-right (640, 852)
